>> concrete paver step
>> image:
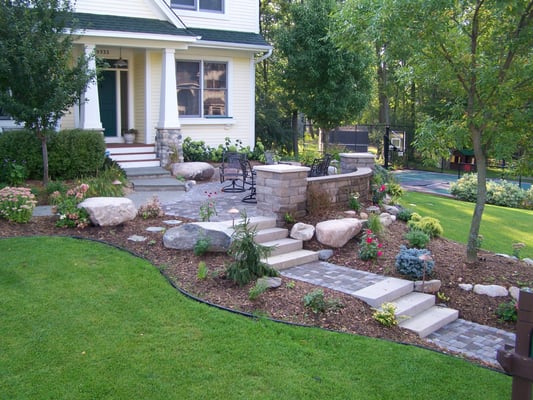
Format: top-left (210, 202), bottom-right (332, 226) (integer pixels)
top-left (399, 306), bottom-right (459, 338)
top-left (260, 238), bottom-right (303, 257)
top-left (131, 178), bottom-right (186, 191)
top-left (391, 292), bottom-right (435, 318)
top-left (119, 160), bottom-right (161, 169)
top-left (262, 250), bottom-right (319, 271)
top-left (255, 227), bottom-right (289, 243)
top-left (124, 166), bottom-right (171, 178)
top-left (352, 278), bottom-right (414, 308)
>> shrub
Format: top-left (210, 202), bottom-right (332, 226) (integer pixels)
top-left (0, 159), bottom-right (28, 186)
top-left (197, 261), bottom-right (209, 280)
top-left (193, 236), bottom-right (211, 256)
top-left (183, 137), bottom-right (215, 161)
top-left (449, 173), bottom-right (478, 202)
top-left (407, 215), bottom-right (443, 238)
top-left (50, 183), bottom-right (90, 228)
top-left (138, 196), bottom-right (164, 220)
top-left (303, 289), bottom-right (343, 314)
top-left (404, 229), bottom-right (431, 249)
top-left (348, 192), bottom-right (361, 211)
top-left (248, 281), bottom-right (269, 301)
top-left (358, 229), bottom-right (384, 261)
top-left (372, 303), bottom-right (398, 327)
top-left (48, 129), bottom-right (106, 180)
top-left (396, 208), bottom-right (414, 222)
top-left (366, 213), bottom-right (384, 237)
top-left (0, 186), bottom-right (37, 223)
top-left (395, 245), bottom-right (435, 279)
top-left (84, 162), bottom-right (127, 198)
top-left (0, 129), bottom-right (43, 179)
top-left (226, 212), bottom-right (277, 286)
top-left (496, 300), bottom-right (517, 322)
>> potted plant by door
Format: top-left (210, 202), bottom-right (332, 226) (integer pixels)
top-left (123, 128), bottom-right (137, 144)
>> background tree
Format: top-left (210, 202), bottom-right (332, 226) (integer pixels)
top-left (335, 0), bottom-right (532, 262)
top-left (0, 0), bottom-right (94, 184)
top-left (276, 0), bottom-right (373, 151)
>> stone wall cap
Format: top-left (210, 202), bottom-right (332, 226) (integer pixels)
top-left (254, 164), bottom-right (310, 173)
top-left (307, 167), bottom-right (373, 181)
top-left (339, 152), bottom-right (375, 159)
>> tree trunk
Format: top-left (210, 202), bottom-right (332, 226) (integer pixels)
top-left (291, 110), bottom-right (299, 157)
top-left (39, 128), bottom-right (49, 185)
top-left (466, 127), bottom-right (487, 262)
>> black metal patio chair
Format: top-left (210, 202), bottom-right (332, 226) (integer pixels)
top-left (308, 153), bottom-right (332, 177)
top-left (219, 151), bottom-right (247, 192)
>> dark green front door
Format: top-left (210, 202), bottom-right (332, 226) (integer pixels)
top-left (98, 70), bottom-right (117, 137)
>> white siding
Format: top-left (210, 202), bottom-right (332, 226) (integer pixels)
top-left (74, 0), bottom-right (166, 20)
top-left (170, 0), bottom-right (259, 33)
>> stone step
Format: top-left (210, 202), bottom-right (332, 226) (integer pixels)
top-left (123, 166), bottom-right (171, 179)
top-left (262, 250), bottom-right (319, 271)
top-left (390, 292), bottom-right (435, 318)
top-left (246, 216), bottom-right (278, 231)
top-left (254, 227), bottom-right (289, 243)
top-left (118, 160), bottom-right (161, 169)
top-left (399, 306), bottom-right (459, 338)
top-left (260, 238), bottom-right (303, 257)
top-left (112, 152), bottom-right (158, 162)
top-left (352, 278), bottom-right (414, 308)
top-left (107, 144), bottom-right (156, 155)
top-left (131, 177), bottom-right (186, 192)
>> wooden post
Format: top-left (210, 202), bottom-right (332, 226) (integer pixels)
top-left (497, 289), bottom-right (533, 400)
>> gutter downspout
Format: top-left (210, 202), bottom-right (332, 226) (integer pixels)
top-left (254, 48), bottom-right (273, 64)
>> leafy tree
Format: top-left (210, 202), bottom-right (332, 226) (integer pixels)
top-left (276, 0), bottom-right (373, 149)
top-left (334, 0), bottom-right (532, 262)
top-left (0, 0), bottom-right (94, 184)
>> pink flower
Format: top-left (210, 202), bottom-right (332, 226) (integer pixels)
top-left (379, 184), bottom-right (386, 192)
top-left (366, 237), bottom-right (373, 244)
top-left (366, 229), bottom-right (372, 235)
top-left (377, 251), bottom-right (383, 257)
top-left (377, 243), bottom-right (383, 248)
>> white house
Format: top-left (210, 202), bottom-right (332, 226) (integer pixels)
top-left (1, 0), bottom-right (271, 164)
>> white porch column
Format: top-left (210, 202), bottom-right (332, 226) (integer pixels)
top-left (156, 48), bottom-right (182, 166)
top-left (80, 44), bottom-right (103, 131)
top-left (158, 48), bottom-right (180, 129)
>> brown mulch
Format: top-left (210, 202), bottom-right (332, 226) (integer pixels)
top-left (1, 204), bottom-right (531, 369)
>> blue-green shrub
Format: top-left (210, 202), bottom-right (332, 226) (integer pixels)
top-left (48, 129), bottom-right (106, 180)
top-left (450, 173), bottom-right (529, 209)
top-left (395, 245), bottom-right (435, 279)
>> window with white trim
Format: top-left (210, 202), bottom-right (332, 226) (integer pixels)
top-left (171, 0), bottom-right (223, 12)
top-left (176, 61), bottom-right (228, 118)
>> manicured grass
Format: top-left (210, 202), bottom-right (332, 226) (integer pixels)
top-left (400, 191), bottom-right (533, 259)
top-left (0, 237), bottom-right (510, 399)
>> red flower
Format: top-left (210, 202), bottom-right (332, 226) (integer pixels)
top-left (379, 184), bottom-right (386, 192)
top-left (377, 243), bottom-right (383, 248)
top-left (366, 237), bottom-right (373, 244)
top-left (377, 251), bottom-right (383, 257)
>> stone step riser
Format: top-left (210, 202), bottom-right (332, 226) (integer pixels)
top-left (262, 250), bottom-right (319, 271)
top-left (107, 146), bottom-right (156, 155)
top-left (111, 153), bottom-right (158, 162)
top-left (118, 160), bottom-right (161, 169)
top-left (260, 238), bottom-right (303, 257)
top-left (390, 292), bottom-right (436, 318)
top-left (254, 227), bottom-right (289, 243)
top-left (352, 278), bottom-right (414, 308)
top-left (399, 306), bottom-right (459, 338)
top-left (246, 217), bottom-right (278, 231)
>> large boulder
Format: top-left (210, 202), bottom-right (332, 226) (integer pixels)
top-left (79, 197), bottom-right (137, 226)
top-left (171, 162), bottom-right (215, 181)
top-left (163, 222), bottom-right (232, 252)
top-left (315, 218), bottom-right (363, 248)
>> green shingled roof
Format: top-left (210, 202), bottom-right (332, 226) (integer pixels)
top-left (73, 13), bottom-right (270, 47)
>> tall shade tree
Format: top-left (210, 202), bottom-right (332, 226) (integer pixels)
top-left (335, 0), bottom-right (532, 262)
top-left (276, 0), bottom-right (373, 149)
top-left (0, 0), bottom-right (94, 184)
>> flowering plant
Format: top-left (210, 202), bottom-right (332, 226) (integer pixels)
top-left (50, 183), bottom-right (90, 228)
top-left (199, 191), bottom-right (217, 221)
top-left (138, 196), bottom-right (164, 219)
top-left (359, 229), bottom-right (383, 261)
top-left (372, 183), bottom-right (387, 205)
top-left (0, 186), bottom-right (37, 223)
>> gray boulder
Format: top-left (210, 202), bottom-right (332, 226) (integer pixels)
top-left (79, 197), bottom-right (137, 226)
top-left (171, 162), bottom-right (215, 181)
top-left (414, 279), bottom-right (442, 293)
top-left (473, 284), bottom-right (508, 297)
top-left (290, 222), bottom-right (315, 241)
top-left (163, 222), bottom-right (232, 252)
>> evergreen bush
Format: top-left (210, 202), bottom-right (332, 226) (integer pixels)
top-left (395, 245), bottom-right (435, 279)
top-left (0, 129), bottom-right (43, 179)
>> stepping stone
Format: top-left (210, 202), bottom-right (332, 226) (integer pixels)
top-left (128, 235), bottom-right (147, 242)
top-left (146, 226), bottom-right (165, 232)
top-left (163, 220), bottom-right (183, 225)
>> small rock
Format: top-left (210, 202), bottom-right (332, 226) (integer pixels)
top-left (473, 284), bottom-right (508, 297)
top-left (184, 180), bottom-right (196, 191)
top-left (344, 210), bottom-right (357, 217)
top-left (359, 212), bottom-right (368, 220)
top-left (290, 222), bottom-right (315, 241)
top-left (257, 276), bottom-right (282, 289)
top-left (523, 258), bottom-right (533, 265)
top-left (163, 220), bottom-right (182, 225)
top-left (379, 212), bottom-right (394, 227)
top-left (128, 235), bottom-right (147, 242)
top-left (458, 283), bottom-right (473, 291)
top-left (146, 226), bottom-right (165, 232)
top-left (383, 205), bottom-right (400, 215)
top-left (318, 249), bottom-right (334, 261)
top-left (414, 279), bottom-right (441, 293)
top-left (366, 206), bottom-right (380, 214)
top-left (509, 286), bottom-right (521, 300)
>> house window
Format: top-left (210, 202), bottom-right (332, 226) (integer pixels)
top-left (176, 61), bottom-right (227, 117)
top-left (171, 0), bottom-right (223, 12)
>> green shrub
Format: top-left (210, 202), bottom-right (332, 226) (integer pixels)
top-left (372, 303), bottom-right (398, 327)
top-left (396, 208), bottom-right (414, 222)
top-left (450, 173), bottom-right (529, 209)
top-left (248, 280), bottom-right (269, 301)
top-left (48, 129), bottom-right (106, 180)
top-left (0, 186), bottom-right (37, 223)
top-left (226, 212), bottom-right (277, 286)
top-left (0, 159), bottom-right (28, 185)
top-left (193, 237), bottom-right (211, 256)
top-left (197, 261), bottom-right (209, 280)
top-left (395, 245), bottom-right (435, 279)
top-left (0, 129), bottom-right (43, 179)
top-left (183, 137), bottom-right (214, 161)
top-left (496, 300), bottom-right (517, 322)
top-left (407, 215), bottom-right (443, 238)
top-left (366, 213), bottom-right (384, 237)
top-left (303, 289), bottom-right (344, 314)
top-left (348, 192), bottom-right (361, 211)
top-left (404, 229), bottom-right (431, 249)
top-left (46, 181), bottom-right (68, 196)
top-left (85, 163), bottom-right (127, 198)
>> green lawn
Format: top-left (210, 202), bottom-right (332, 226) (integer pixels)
top-left (0, 237), bottom-right (511, 399)
top-left (400, 191), bottom-right (533, 259)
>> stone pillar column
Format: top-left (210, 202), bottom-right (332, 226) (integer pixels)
top-left (156, 48), bottom-right (181, 166)
top-left (79, 44), bottom-right (103, 132)
top-left (340, 153), bottom-right (376, 173)
top-left (254, 164), bottom-right (310, 224)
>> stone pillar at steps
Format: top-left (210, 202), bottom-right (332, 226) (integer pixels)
top-left (253, 164), bottom-right (310, 225)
